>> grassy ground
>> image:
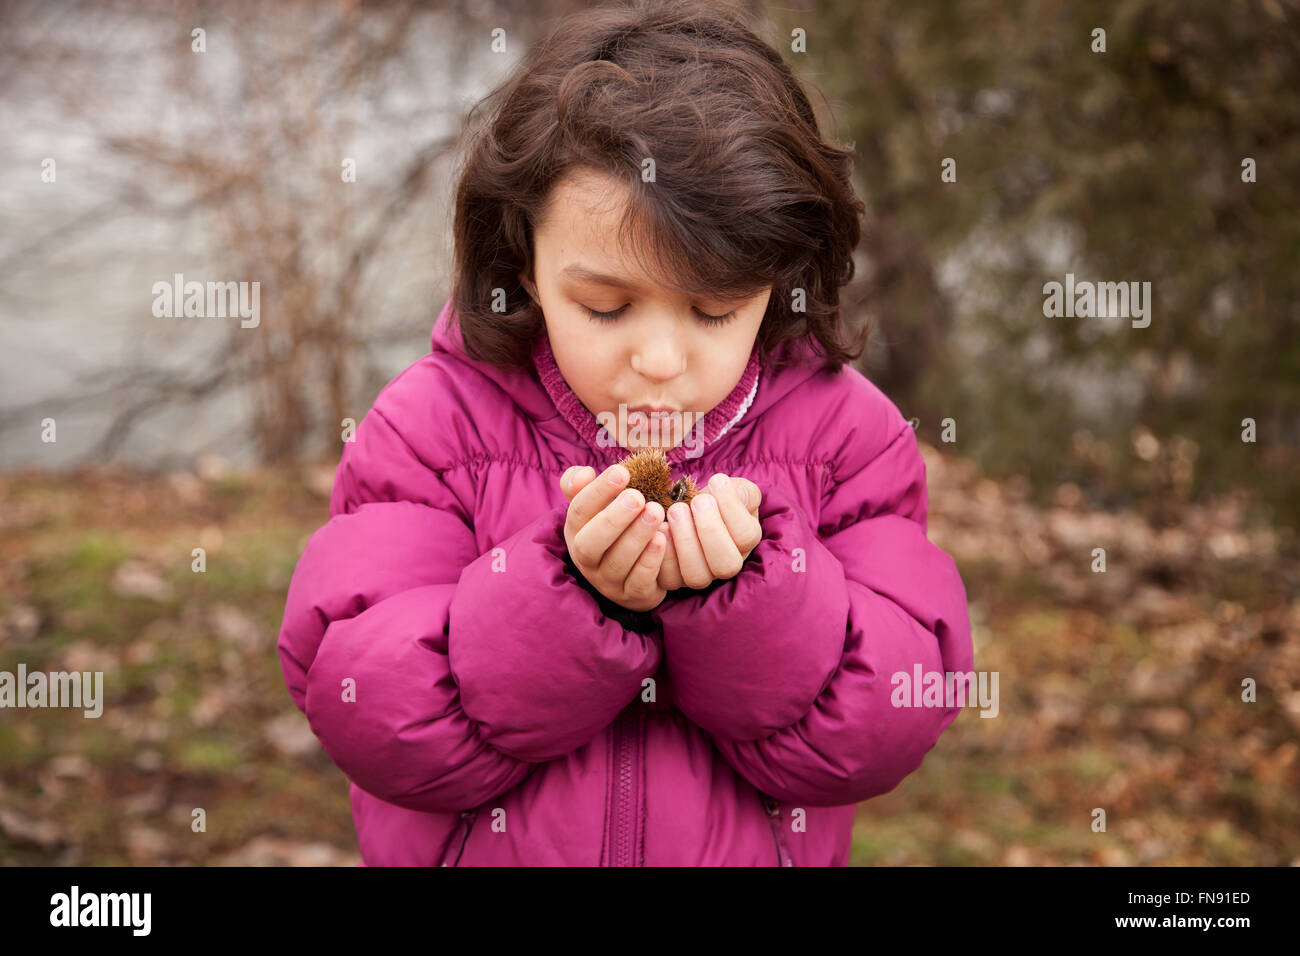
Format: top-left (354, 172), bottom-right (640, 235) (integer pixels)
top-left (1, 451), bottom-right (1296, 865)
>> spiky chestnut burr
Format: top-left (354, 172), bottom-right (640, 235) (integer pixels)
top-left (616, 446), bottom-right (700, 510)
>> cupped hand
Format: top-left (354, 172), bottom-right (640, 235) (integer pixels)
top-left (561, 466), bottom-right (762, 593)
top-left (560, 464), bottom-right (668, 612)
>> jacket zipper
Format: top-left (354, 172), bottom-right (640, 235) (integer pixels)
top-left (761, 795), bottom-right (793, 867)
top-left (609, 706), bottom-right (642, 866)
top-left (440, 809), bottom-right (477, 867)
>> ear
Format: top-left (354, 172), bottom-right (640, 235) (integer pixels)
top-left (518, 270), bottom-right (538, 303)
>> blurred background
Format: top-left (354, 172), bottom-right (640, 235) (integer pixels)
top-left (0, 0), bottom-right (1296, 865)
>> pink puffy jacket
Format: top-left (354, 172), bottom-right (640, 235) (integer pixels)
top-left (276, 298), bottom-right (973, 865)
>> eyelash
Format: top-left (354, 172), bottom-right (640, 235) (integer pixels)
top-left (581, 305), bottom-right (737, 327)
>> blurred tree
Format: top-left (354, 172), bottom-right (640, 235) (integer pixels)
top-left (0, 0), bottom-right (580, 467)
top-left (771, 0), bottom-right (1299, 536)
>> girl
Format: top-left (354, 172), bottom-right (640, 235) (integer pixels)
top-left (277, 0), bottom-right (973, 866)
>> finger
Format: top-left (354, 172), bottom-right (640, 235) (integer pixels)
top-left (666, 500), bottom-right (711, 588)
top-left (561, 465), bottom-right (596, 501)
top-left (597, 499), bottom-right (663, 582)
top-left (623, 528), bottom-right (668, 603)
top-left (565, 464), bottom-right (630, 539)
top-left (566, 465), bottom-right (599, 499)
top-left (657, 519), bottom-right (684, 590)
top-left (573, 485), bottom-right (647, 569)
top-left (706, 474), bottom-right (762, 557)
top-left (731, 476), bottom-right (762, 516)
top-left (657, 521), bottom-right (685, 591)
top-left (690, 490), bottom-right (744, 579)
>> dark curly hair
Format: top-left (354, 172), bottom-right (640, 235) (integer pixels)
top-left (450, 0), bottom-right (866, 374)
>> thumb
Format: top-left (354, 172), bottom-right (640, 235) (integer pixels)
top-left (734, 477), bottom-right (762, 515)
top-left (562, 465), bottom-right (595, 498)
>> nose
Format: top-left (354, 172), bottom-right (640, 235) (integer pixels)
top-left (630, 319), bottom-right (687, 381)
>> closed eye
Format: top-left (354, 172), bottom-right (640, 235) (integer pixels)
top-left (581, 305), bottom-right (627, 323)
top-left (581, 304), bottom-right (737, 327)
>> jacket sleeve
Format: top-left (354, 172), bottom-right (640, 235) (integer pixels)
top-left (277, 399), bottom-right (661, 815)
top-left (649, 422), bottom-right (973, 807)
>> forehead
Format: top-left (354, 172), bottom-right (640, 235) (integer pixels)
top-left (535, 169), bottom-right (675, 290)
top-left (533, 166), bottom-right (770, 304)
top-left (540, 166), bottom-right (628, 226)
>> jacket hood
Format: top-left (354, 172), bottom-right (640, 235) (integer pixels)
top-left (429, 297), bottom-right (829, 462)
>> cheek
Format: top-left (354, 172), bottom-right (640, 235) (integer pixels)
top-left (557, 341), bottom-right (615, 397)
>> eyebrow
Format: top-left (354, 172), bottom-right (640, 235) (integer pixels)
top-left (558, 264), bottom-right (646, 291)
top-left (559, 264), bottom-right (760, 304)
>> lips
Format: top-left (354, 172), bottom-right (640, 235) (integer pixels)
top-left (628, 404), bottom-right (676, 414)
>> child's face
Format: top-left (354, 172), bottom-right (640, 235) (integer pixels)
top-left (519, 167), bottom-right (770, 451)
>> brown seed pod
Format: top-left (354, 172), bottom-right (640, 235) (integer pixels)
top-left (617, 446), bottom-right (700, 510)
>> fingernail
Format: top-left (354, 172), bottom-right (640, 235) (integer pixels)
top-left (640, 503), bottom-right (659, 524)
top-left (710, 473), bottom-right (729, 491)
top-left (669, 504), bottom-right (688, 523)
top-left (620, 489), bottom-right (642, 511)
top-left (606, 465), bottom-right (628, 487)
top-left (693, 494), bottom-right (715, 512)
